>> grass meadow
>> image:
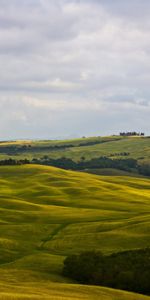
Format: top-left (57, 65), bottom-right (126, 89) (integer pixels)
top-left (0, 136), bottom-right (150, 163)
top-left (0, 164), bottom-right (150, 299)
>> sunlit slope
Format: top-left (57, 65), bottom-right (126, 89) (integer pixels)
top-left (0, 281), bottom-right (150, 300)
top-left (0, 164), bottom-right (150, 258)
top-left (0, 164), bottom-right (150, 299)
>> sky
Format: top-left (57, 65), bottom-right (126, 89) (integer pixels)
top-left (0, 0), bottom-right (150, 140)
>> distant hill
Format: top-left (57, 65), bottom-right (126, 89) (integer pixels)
top-left (0, 135), bottom-right (149, 163)
top-left (0, 135), bottom-right (149, 177)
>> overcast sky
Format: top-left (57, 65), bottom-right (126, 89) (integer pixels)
top-left (0, 0), bottom-right (150, 139)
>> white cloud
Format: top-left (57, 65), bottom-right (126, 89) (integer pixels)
top-left (0, 0), bottom-right (150, 138)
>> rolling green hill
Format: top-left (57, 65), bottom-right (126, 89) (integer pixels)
top-left (0, 164), bottom-right (150, 299)
top-left (0, 136), bottom-right (149, 164)
top-left (1, 281), bottom-right (150, 299)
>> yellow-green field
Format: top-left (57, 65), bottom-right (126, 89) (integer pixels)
top-left (0, 164), bottom-right (150, 299)
top-left (1, 281), bottom-right (150, 300)
top-left (0, 136), bottom-right (150, 163)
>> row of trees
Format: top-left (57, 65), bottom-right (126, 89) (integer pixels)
top-left (120, 132), bottom-right (144, 136)
top-left (0, 156), bottom-right (149, 176)
top-left (0, 159), bottom-right (30, 165)
top-left (33, 156), bottom-right (138, 172)
top-left (63, 249), bottom-right (150, 295)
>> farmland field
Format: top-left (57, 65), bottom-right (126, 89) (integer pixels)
top-left (0, 164), bottom-right (150, 299)
top-left (0, 136), bottom-right (150, 163)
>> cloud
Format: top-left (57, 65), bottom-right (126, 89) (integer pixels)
top-left (0, 0), bottom-right (150, 139)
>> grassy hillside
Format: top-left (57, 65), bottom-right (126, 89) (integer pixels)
top-left (0, 136), bottom-right (149, 164)
top-left (80, 168), bottom-right (145, 177)
top-left (61, 136), bottom-right (150, 163)
top-left (1, 281), bottom-right (150, 300)
top-left (0, 164), bottom-right (150, 299)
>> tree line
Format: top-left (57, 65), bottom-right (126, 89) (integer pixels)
top-left (120, 132), bottom-right (144, 136)
top-left (0, 159), bottom-right (30, 165)
top-left (63, 249), bottom-right (150, 296)
top-left (0, 157), bottom-right (149, 176)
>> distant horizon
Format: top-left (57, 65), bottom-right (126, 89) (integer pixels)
top-left (0, 131), bottom-right (149, 142)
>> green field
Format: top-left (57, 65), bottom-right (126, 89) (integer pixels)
top-left (0, 164), bottom-right (150, 299)
top-left (0, 136), bottom-right (150, 164)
